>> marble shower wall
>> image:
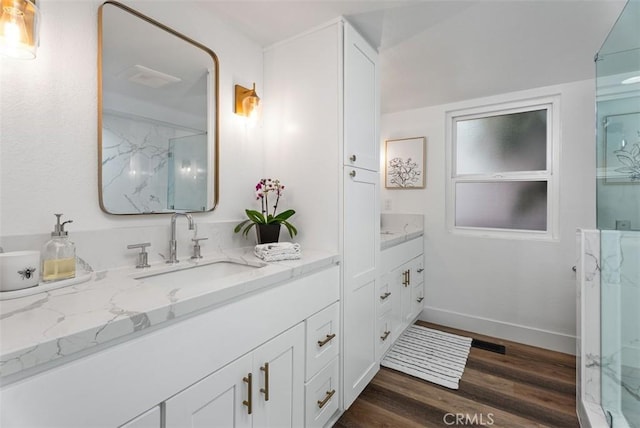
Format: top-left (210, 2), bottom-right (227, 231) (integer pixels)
top-left (102, 112), bottom-right (199, 214)
top-left (577, 229), bottom-right (608, 428)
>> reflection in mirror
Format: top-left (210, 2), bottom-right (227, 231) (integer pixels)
top-left (98, 1), bottom-right (218, 214)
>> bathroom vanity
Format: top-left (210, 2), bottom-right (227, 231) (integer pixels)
top-left (378, 214), bottom-right (425, 358)
top-left (0, 249), bottom-right (340, 427)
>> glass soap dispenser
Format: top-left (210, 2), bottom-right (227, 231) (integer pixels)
top-left (41, 213), bottom-right (76, 282)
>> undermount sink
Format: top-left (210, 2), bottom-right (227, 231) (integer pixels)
top-left (133, 259), bottom-right (266, 287)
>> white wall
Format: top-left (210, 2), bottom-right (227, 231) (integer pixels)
top-left (381, 79), bottom-right (597, 353)
top-left (0, 0), bottom-right (264, 238)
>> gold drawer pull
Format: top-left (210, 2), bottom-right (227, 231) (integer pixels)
top-left (317, 389), bottom-right (336, 409)
top-left (380, 330), bottom-right (391, 341)
top-left (417, 268), bottom-right (424, 273)
top-left (318, 333), bottom-right (336, 347)
top-left (243, 373), bottom-right (253, 414)
top-left (380, 291), bottom-right (391, 300)
top-left (260, 362), bottom-right (270, 401)
top-left (417, 297), bottom-right (424, 303)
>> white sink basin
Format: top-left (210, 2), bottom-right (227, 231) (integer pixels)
top-left (133, 260), bottom-right (266, 287)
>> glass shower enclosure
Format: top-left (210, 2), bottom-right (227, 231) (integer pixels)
top-left (596, 0), bottom-right (640, 426)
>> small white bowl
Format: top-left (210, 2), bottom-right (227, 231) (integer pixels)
top-left (0, 251), bottom-right (41, 292)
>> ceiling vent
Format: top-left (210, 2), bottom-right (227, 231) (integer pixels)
top-left (118, 65), bottom-right (181, 88)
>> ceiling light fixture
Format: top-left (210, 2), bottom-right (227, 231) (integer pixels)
top-left (0, 0), bottom-right (40, 60)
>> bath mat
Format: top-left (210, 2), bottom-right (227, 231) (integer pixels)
top-left (381, 325), bottom-right (472, 389)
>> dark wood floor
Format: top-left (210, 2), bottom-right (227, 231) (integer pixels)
top-left (335, 321), bottom-right (578, 428)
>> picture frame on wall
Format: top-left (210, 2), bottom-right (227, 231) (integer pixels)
top-left (604, 112), bottom-right (640, 184)
top-left (385, 136), bottom-right (426, 189)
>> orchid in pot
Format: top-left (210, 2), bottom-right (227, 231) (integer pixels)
top-left (234, 178), bottom-right (297, 244)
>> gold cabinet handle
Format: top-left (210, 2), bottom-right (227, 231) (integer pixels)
top-left (380, 291), bottom-right (391, 300)
top-left (380, 330), bottom-right (391, 341)
top-left (317, 389), bottom-right (336, 409)
top-left (417, 297), bottom-right (424, 303)
top-left (318, 333), bottom-right (336, 347)
top-left (402, 270), bottom-right (409, 287)
top-left (417, 268), bottom-right (424, 273)
top-left (243, 373), bottom-right (252, 414)
top-left (349, 170), bottom-right (356, 178)
top-left (260, 362), bottom-right (270, 402)
top-left (407, 269), bottom-right (411, 285)
top-left (349, 154), bottom-right (357, 163)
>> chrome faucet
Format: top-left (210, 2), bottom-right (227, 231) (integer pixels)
top-left (167, 212), bottom-right (195, 264)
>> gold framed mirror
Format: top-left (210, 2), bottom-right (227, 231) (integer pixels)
top-left (98, 1), bottom-right (219, 214)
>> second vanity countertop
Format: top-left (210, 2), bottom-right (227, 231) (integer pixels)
top-left (0, 247), bottom-right (339, 379)
top-left (380, 213), bottom-right (425, 250)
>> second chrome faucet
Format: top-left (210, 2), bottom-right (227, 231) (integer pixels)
top-left (167, 212), bottom-right (195, 264)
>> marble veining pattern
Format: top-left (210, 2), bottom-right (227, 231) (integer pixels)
top-left (0, 248), bottom-right (339, 379)
top-left (102, 112), bottom-right (195, 214)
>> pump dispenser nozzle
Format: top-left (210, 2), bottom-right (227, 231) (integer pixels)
top-left (52, 213), bottom-right (73, 237)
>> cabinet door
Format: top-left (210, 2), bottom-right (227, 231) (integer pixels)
top-left (253, 323), bottom-right (305, 428)
top-left (118, 406), bottom-right (161, 428)
top-left (344, 22), bottom-right (379, 172)
top-left (343, 167), bottom-right (379, 408)
top-left (165, 353), bottom-right (253, 428)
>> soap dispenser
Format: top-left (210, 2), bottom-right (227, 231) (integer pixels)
top-left (41, 214), bottom-right (76, 282)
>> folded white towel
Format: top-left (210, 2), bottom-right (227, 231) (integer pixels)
top-left (254, 242), bottom-right (301, 261)
top-left (260, 252), bottom-right (302, 262)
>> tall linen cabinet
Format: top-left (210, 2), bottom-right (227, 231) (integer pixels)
top-left (263, 18), bottom-right (380, 413)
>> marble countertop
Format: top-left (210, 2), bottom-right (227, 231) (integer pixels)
top-left (380, 229), bottom-right (424, 250)
top-left (0, 247), bottom-right (339, 379)
top-left (380, 213), bottom-right (424, 250)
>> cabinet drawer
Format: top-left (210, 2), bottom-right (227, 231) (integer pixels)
top-left (412, 257), bottom-right (424, 285)
top-left (376, 315), bottom-right (393, 360)
top-left (377, 275), bottom-right (393, 315)
top-left (411, 282), bottom-right (425, 317)
top-left (305, 356), bottom-right (339, 428)
top-left (305, 302), bottom-right (340, 380)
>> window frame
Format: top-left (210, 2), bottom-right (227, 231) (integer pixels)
top-left (445, 95), bottom-right (560, 241)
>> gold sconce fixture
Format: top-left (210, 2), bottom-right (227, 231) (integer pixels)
top-left (235, 82), bottom-right (261, 121)
top-left (0, 0), bottom-right (40, 59)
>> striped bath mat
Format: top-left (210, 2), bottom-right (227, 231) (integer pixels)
top-left (381, 325), bottom-right (472, 389)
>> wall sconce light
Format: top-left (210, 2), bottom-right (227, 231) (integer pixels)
top-left (235, 82), bottom-right (261, 122)
top-left (0, 0), bottom-right (40, 59)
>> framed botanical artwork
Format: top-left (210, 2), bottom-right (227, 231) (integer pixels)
top-left (385, 137), bottom-right (426, 189)
top-left (604, 112), bottom-right (640, 183)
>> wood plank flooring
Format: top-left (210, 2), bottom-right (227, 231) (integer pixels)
top-left (335, 321), bottom-right (578, 428)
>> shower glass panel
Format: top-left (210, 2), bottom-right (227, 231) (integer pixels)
top-left (167, 133), bottom-right (208, 211)
top-left (596, 1), bottom-right (640, 426)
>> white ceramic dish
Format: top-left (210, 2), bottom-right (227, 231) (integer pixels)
top-left (0, 251), bottom-right (41, 292)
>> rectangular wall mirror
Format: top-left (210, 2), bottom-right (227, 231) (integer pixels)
top-left (98, 1), bottom-right (219, 214)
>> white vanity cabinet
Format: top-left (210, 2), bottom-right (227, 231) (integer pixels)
top-left (165, 323), bottom-right (304, 428)
top-left (0, 265), bottom-right (339, 428)
top-left (342, 21), bottom-right (380, 410)
top-left (381, 237), bottom-right (424, 344)
top-left (304, 302), bottom-right (340, 427)
top-left (263, 17), bottom-right (379, 414)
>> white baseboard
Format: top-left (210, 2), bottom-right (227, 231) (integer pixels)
top-left (419, 306), bottom-right (576, 355)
